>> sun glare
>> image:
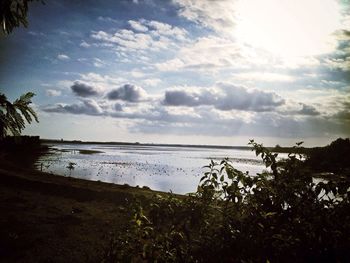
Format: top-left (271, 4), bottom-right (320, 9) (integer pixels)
top-left (235, 0), bottom-right (342, 58)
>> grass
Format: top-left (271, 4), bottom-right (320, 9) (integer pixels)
top-left (0, 156), bottom-right (171, 262)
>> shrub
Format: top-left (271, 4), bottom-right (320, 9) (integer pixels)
top-left (105, 140), bottom-right (350, 262)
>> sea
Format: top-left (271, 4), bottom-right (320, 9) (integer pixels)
top-left (36, 143), bottom-right (288, 194)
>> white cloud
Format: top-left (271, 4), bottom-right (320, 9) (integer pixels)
top-left (91, 29), bottom-right (154, 50)
top-left (93, 58), bottom-right (106, 68)
top-left (128, 20), bottom-right (148, 32)
top-left (233, 72), bottom-right (295, 83)
top-left (143, 78), bottom-right (162, 86)
top-left (173, 0), bottom-right (236, 34)
top-left (130, 70), bottom-right (146, 78)
top-left (97, 16), bottom-right (119, 23)
top-left (46, 89), bottom-right (61, 97)
top-left (155, 58), bottom-right (185, 71)
top-left (155, 36), bottom-right (242, 71)
top-left (91, 19), bottom-right (188, 53)
top-left (57, 54), bottom-right (70, 61)
top-left (79, 72), bottom-right (126, 87)
top-left (324, 57), bottom-right (350, 71)
top-left (145, 20), bottom-right (187, 40)
top-left (80, 41), bottom-right (90, 48)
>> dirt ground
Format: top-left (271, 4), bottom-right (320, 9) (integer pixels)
top-left (0, 166), bottom-right (160, 262)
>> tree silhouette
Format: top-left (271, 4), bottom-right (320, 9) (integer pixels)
top-left (1, 0), bottom-right (43, 35)
top-left (0, 92), bottom-right (38, 139)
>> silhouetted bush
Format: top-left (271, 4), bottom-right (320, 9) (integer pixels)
top-left (105, 140), bottom-right (350, 262)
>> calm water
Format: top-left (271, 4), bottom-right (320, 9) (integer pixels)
top-left (37, 143), bottom-right (286, 194)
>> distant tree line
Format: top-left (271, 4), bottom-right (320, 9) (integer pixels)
top-left (305, 138), bottom-right (350, 176)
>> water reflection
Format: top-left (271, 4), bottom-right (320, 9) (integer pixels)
top-left (37, 143), bottom-right (287, 194)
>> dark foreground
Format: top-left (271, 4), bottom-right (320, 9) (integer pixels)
top-left (0, 165), bottom-right (160, 262)
top-left (0, 138), bottom-right (350, 262)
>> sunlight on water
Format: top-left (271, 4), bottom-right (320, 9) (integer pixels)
top-left (36, 143), bottom-right (288, 194)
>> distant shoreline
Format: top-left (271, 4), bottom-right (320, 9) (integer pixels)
top-left (41, 138), bottom-right (253, 150)
top-left (41, 138), bottom-right (309, 153)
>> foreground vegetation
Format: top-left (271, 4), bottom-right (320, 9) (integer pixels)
top-left (106, 140), bottom-right (350, 262)
top-left (1, 136), bottom-right (349, 262)
top-left (0, 92), bottom-right (38, 140)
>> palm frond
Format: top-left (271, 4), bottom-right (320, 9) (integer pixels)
top-left (0, 91), bottom-right (38, 138)
top-left (0, 93), bottom-right (7, 106)
top-left (19, 91), bottom-right (35, 103)
top-left (27, 106), bottom-right (38, 122)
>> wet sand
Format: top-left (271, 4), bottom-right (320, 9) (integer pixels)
top-left (0, 164), bottom-right (163, 262)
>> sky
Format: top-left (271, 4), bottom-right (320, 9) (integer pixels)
top-left (0, 0), bottom-right (349, 146)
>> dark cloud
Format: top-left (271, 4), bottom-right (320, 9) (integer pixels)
top-left (163, 84), bottom-right (285, 112)
top-left (318, 29), bottom-right (350, 83)
top-left (71, 81), bottom-right (100, 97)
top-left (297, 104), bottom-right (320, 116)
top-left (106, 84), bottom-right (147, 102)
top-left (42, 96), bottom-right (349, 138)
top-left (164, 90), bottom-right (203, 106)
top-left (114, 103), bottom-right (123, 111)
top-left (43, 99), bottom-right (103, 116)
top-left (332, 110), bottom-right (350, 121)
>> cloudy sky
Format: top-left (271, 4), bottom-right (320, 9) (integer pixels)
top-left (0, 0), bottom-right (349, 146)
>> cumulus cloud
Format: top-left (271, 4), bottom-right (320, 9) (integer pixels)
top-left (43, 99), bottom-right (103, 116)
top-left (71, 81), bottom-right (101, 97)
top-left (106, 84), bottom-right (147, 102)
top-left (163, 83), bottom-right (285, 112)
top-left (298, 103), bottom-right (320, 116)
top-left (279, 102), bottom-right (321, 116)
top-left (41, 90), bottom-right (348, 138)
